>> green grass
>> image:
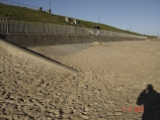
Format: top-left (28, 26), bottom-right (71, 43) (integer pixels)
top-left (78, 20), bottom-right (143, 36)
top-left (0, 3), bottom-right (154, 37)
top-left (0, 3), bottom-right (66, 24)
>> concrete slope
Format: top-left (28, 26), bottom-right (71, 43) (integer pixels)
top-left (0, 39), bottom-right (79, 74)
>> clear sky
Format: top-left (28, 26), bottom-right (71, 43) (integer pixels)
top-left (5, 0), bottom-right (160, 36)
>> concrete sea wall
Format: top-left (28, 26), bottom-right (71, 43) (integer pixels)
top-left (0, 33), bottom-right (147, 47)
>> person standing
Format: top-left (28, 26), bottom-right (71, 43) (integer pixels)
top-left (97, 26), bottom-right (100, 36)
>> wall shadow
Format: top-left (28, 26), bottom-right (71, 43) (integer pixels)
top-left (136, 84), bottom-right (160, 120)
top-left (0, 34), bottom-right (7, 39)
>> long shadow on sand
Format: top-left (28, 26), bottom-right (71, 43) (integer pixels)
top-left (136, 84), bottom-right (160, 120)
top-left (0, 37), bottom-right (79, 73)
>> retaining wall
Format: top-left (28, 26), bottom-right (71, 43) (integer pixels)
top-left (0, 33), bottom-right (147, 47)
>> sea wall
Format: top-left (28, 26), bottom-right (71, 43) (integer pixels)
top-left (0, 33), bottom-right (147, 47)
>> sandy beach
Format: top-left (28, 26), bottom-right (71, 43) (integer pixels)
top-left (1, 39), bottom-right (160, 119)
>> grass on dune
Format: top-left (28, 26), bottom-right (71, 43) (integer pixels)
top-left (0, 3), bottom-right (155, 38)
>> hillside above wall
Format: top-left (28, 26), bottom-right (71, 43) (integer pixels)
top-left (0, 2), bottom-right (156, 39)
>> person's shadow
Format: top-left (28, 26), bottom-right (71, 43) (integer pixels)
top-left (136, 84), bottom-right (160, 120)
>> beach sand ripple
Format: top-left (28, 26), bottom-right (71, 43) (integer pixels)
top-left (1, 40), bottom-right (160, 119)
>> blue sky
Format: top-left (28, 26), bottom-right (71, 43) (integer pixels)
top-left (5, 0), bottom-right (160, 36)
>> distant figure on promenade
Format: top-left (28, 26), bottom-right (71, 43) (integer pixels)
top-left (96, 26), bottom-right (100, 36)
top-left (94, 26), bottom-right (97, 36)
top-left (136, 84), bottom-right (160, 120)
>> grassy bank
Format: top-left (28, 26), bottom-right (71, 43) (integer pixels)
top-left (0, 3), bottom-right (151, 37)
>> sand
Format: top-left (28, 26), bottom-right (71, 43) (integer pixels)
top-left (1, 39), bottom-right (160, 119)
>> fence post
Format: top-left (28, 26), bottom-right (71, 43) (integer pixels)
top-left (43, 22), bottom-right (45, 34)
top-left (0, 17), bottom-right (1, 32)
top-left (83, 27), bottom-right (84, 36)
top-left (27, 21), bottom-right (29, 34)
top-left (75, 24), bottom-right (76, 34)
top-left (55, 24), bottom-right (57, 34)
top-left (6, 17), bottom-right (9, 34)
top-left (65, 25), bottom-right (67, 35)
